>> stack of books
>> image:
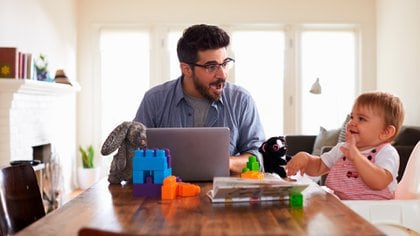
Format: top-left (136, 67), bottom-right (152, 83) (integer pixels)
top-left (0, 47), bottom-right (33, 79)
top-left (207, 174), bottom-right (309, 203)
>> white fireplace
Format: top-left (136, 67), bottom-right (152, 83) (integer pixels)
top-left (0, 79), bottom-right (79, 193)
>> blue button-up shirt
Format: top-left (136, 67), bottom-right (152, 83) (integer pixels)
top-left (134, 76), bottom-right (266, 159)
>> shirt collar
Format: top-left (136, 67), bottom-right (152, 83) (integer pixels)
top-left (174, 76), bottom-right (186, 106)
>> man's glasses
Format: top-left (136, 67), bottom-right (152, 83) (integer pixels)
top-left (188, 58), bottom-right (235, 73)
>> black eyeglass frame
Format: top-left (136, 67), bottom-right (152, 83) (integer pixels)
top-left (187, 58), bottom-right (235, 73)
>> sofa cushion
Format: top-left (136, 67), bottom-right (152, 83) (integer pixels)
top-left (312, 127), bottom-right (340, 156)
top-left (285, 135), bottom-right (317, 156)
top-left (337, 114), bottom-right (350, 143)
top-left (393, 126), bottom-right (420, 146)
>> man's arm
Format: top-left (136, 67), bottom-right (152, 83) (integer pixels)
top-left (233, 89), bottom-right (266, 172)
top-left (229, 152), bottom-right (254, 175)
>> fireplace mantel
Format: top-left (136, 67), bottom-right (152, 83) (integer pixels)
top-left (0, 79), bottom-right (80, 169)
top-left (0, 79), bottom-right (80, 95)
top-left (0, 78), bottom-right (80, 205)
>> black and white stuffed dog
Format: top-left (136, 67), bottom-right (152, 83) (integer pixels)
top-left (259, 136), bottom-right (292, 178)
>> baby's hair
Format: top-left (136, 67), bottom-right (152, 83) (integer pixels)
top-left (354, 91), bottom-right (405, 140)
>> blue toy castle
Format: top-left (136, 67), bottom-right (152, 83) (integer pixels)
top-left (132, 148), bottom-right (172, 197)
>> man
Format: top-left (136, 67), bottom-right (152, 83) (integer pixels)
top-left (134, 24), bottom-right (265, 174)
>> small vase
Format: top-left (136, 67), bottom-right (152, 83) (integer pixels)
top-left (36, 71), bottom-right (49, 81)
top-left (77, 166), bottom-right (101, 190)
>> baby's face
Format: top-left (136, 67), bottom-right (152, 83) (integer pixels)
top-left (346, 105), bottom-right (387, 150)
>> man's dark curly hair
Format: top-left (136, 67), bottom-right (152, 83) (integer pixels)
top-left (177, 24), bottom-right (230, 64)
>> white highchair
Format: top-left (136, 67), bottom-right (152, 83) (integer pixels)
top-left (395, 140), bottom-right (420, 199)
top-left (343, 141), bottom-right (420, 235)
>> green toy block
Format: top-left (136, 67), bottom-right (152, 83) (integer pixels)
top-left (289, 192), bottom-right (303, 208)
top-left (246, 155), bottom-right (260, 171)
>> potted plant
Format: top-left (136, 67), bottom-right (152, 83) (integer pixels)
top-left (77, 145), bottom-right (100, 190)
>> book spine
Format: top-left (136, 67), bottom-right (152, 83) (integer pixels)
top-left (0, 47), bottom-right (18, 78)
top-left (18, 51), bottom-right (21, 79)
top-left (26, 53), bottom-right (32, 79)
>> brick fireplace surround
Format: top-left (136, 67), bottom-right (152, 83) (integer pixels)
top-left (0, 79), bottom-right (79, 194)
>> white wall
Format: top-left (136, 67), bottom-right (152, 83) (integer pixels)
top-left (0, 0), bottom-right (78, 194)
top-left (0, 0), bottom-right (77, 80)
top-left (376, 0), bottom-right (420, 126)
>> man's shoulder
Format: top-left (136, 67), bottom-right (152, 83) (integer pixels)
top-left (224, 82), bottom-right (252, 97)
top-left (145, 79), bottom-right (180, 98)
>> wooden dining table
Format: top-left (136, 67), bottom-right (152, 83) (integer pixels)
top-left (16, 177), bottom-right (384, 236)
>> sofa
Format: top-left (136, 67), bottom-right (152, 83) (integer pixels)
top-left (285, 125), bottom-right (420, 183)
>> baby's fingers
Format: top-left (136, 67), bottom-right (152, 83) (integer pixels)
top-left (286, 162), bottom-right (301, 176)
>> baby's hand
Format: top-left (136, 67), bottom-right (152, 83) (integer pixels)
top-left (340, 131), bottom-right (359, 161)
top-left (286, 152), bottom-right (310, 176)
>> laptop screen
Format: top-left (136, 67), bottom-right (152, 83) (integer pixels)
top-left (146, 127), bottom-right (230, 181)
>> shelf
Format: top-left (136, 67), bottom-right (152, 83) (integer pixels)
top-left (0, 79), bottom-right (80, 96)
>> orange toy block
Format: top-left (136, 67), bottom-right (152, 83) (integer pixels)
top-left (177, 182), bottom-right (201, 197)
top-left (240, 170), bottom-right (264, 179)
top-left (161, 176), bottom-right (178, 200)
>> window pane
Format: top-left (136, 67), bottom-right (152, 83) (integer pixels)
top-left (300, 31), bottom-right (356, 134)
top-left (168, 31), bottom-right (182, 79)
top-left (100, 30), bottom-right (150, 140)
top-left (232, 31), bottom-right (285, 137)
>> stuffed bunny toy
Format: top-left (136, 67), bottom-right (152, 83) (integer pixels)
top-left (101, 121), bottom-right (147, 184)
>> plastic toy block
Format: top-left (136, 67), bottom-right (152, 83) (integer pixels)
top-left (145, 149), bottom-right (154, 157)
top-left (177, 182), bottom-right (200, 197)
top-left (163, 175), bottom-right (177, 185)
top-left (133, 183), bottom-right (162, 197)
top-left (153, 168), bottom-right (172, 184)
top-left (165, 149), bottom-right (172, 168)
top-left (132, 148), bottom-right (173, 197)
top-left (246, 155), bottom-right (260, 171)
top-left (133, 149), bottom-right (168, 171)
top-left (161, 176), bottom-right (178, 200)
top-left (240, 170), bottom-right (264, 179)
top-left (155, 149), bottom-right (166, 157)
top-left (137, 156), bottom-right (168, 170)
top-left (289, 192), bottom-right (303, 208)
top-left (133, 170), bottom-right (147, 184)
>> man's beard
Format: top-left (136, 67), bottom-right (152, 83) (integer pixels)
top-left (192, 74), bottom-right (225, 101)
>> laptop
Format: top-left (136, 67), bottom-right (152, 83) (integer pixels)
top-left (146, 127), bottom-right (230, 181)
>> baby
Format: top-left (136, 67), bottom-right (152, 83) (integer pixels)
top-left (286, 91), bottom-right (405, 200)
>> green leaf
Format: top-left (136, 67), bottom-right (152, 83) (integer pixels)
top-left (79, 145), bottom-right (95, 168)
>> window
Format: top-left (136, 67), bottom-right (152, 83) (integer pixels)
top-left (300, 30), bottom-right (356, 134)
top-left (97, 25), bottom-right (358, 139)
top-left (99, 29), bottom-right (150, 141)
top-left (231, 31), bottom-right (285, 138)
top-left (168, 31), bottom-right (182, 79)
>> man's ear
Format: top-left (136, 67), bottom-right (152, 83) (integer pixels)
top-left (180, 63), bottom-right (192, 77)
top-left (381, 125), bottom-right (396, 141)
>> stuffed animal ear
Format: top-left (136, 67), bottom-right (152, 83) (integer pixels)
top-left (101, 121), bottom-right (131, 155)
top-left (259, 143), bottom-right (267, 153)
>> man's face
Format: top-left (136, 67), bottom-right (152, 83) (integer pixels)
top-left (188, 48), bottom-right (230, 101)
